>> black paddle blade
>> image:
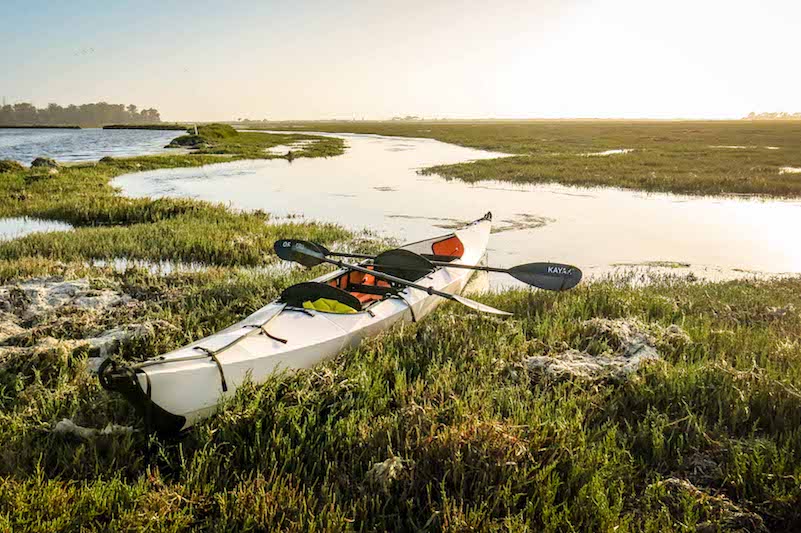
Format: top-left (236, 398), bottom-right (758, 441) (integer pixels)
top-left (273, 239), bottom-right (329, 268)
top-left (373, 249), bottom-right (435, 281)
top-left (508, 262), bottom-right (583, 291)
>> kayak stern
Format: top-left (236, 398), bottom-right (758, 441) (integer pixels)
top-left (99, 359), bottom-right (187, 434)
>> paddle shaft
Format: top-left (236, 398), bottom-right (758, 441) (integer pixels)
top-left (298, 246), bottom-right (474, 302)
top-left (330, 251), bottom-right (509, 273)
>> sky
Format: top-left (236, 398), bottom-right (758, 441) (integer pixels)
top-left (1, 0), bottom-right (799, 121)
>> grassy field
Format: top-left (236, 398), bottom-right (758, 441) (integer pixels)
top-left (1, 121), bottom-right (801, 531)
top-left (0, 126), bottom-right (346, 266)
top-left (1, 267), bottom-right (800, 531)
top-left (257, 120), bottom-right (801, 197)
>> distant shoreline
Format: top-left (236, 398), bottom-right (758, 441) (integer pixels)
top-left (103, 124), bottom-right (188, 131)
top-left (0, 125), bottom-right (81, 129)
top-left (0, 124), bottom-right (190, 131)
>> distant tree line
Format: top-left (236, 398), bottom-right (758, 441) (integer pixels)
top-left (745, 112), bottom-right (801, 120)
top-left (0, 102), bottom-right (161, 126)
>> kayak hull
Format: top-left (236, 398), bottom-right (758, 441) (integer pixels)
top-left (102, 214), bottom-right (492, 433)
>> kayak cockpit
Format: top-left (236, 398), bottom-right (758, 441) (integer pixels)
top-left (279, 243), bottom-right (456, 313)
top-left (280, 281), bottom-right (371, 313)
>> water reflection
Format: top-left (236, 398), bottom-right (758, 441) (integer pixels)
top-left (112, 132), bottom-right (801, 288)
top-left (0, 217), bottom-right (74, 241)
top-left (0, 128), bottom-right (180, 163)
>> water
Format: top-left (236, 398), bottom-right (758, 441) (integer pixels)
top-left (112, 132), bottom-right (801, 288)
top-left (0, 128), bottom-right (181, 164)
top-left (0, 217), bottom-right (74, 240)
top-left (263, 139), bottom-right (318, 155)
top-left (88, 257), bottom-right (299, 277)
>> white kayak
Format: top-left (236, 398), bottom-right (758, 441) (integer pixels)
top-left (100, 213), bottom-right (492, 433)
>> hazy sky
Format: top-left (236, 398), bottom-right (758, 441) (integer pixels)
top-left (2, 0), bottom-right (799, 121)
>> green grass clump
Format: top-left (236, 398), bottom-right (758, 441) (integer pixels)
top-left (195, 123), bottom-right (238, 140)
top-left (0, 160), bottom-right (25, 173)
top-left (262, 120), bottom-right (801, 197)
top-left (0, 214), bottom-right (349, 266)
top-left (1, 269), bottom-right (800, 530)
top-left (167, 123), bottom-right (238, 148)
top-left (166, 133), bottom-right (206, 147)
top-left (167, 123), bottom-right (345, 159)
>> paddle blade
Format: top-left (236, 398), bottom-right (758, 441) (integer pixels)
top-left (451, 294), bottom-right (513, 316)
top-left (273, 239), bottom-right (328, 267)
top-left (509, 263), bottom-right (583, 291)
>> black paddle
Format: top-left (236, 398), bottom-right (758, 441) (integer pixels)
top-left (274, 240), bottom-right (513, 316)
top-left (276, 239), bottom-right (583, 292)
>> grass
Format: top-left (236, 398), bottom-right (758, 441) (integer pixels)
top-left (0, 125), bottom-right (347, 265)
top-left (167, 124), bottom-right (344, 159)
top-left (2, 120), bottom-right (801, 530)
top-left (1, 267), bottom-right (800, 531)
top-left (258, 120), bottom-right (801, 197)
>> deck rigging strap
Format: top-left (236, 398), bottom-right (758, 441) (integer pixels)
top-left (285, 306), bottom-right (315, 316)
top-left (193, 346), bottom-right (228, 392)
top-left (121, 305), bottom-right (289, 394)
top-left (184, 306), bottom-right (295, 391)
top-left (244, 324), bottom-right (287, 344)
top-left (392, 293), bottom-right (418, 322)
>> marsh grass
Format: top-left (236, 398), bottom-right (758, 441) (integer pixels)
top-left (2, 121), bottom-right (801, 530)
top-left (169, 125), bottom-right (345, 160)
top-left (1, 270), bottom-right (800, 531)
top-left (0, 127), bottom-right (347, 266)
top-left (260, 120), bottom-right (801, 197)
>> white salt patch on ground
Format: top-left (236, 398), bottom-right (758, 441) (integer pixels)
top-left (0, 278), bottom-right (132, 319)
top-left (779, 167), bottom-right (801, 174)
top-left (524, 318), bottom-right (690, 380)
top-left (526, 347), bottom-right (659, 379)
top-left (581, 148), bottom-right (634, 156)
top-left (366, 457), bottom-right (409, 493)
top-left (53, 419), bottom-right (134, 439)
top-left (0, 311), bottom-right (25, 342)
top-left (710, 145), bottom-right (752, 149)
top-left (0, 276), bottom-right (173, 372)
top-left (712, 144), bottom-right (781, 151)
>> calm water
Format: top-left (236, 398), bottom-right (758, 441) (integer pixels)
top-left (112, 132), bottom-right (801, 287)
top-left (0, 217), bottom-right (74, 241)
top-left (0, 128), bottom-right (180, 164)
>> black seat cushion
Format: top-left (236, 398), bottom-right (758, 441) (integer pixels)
top-left (280, 282), bottom-right (363, 311)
